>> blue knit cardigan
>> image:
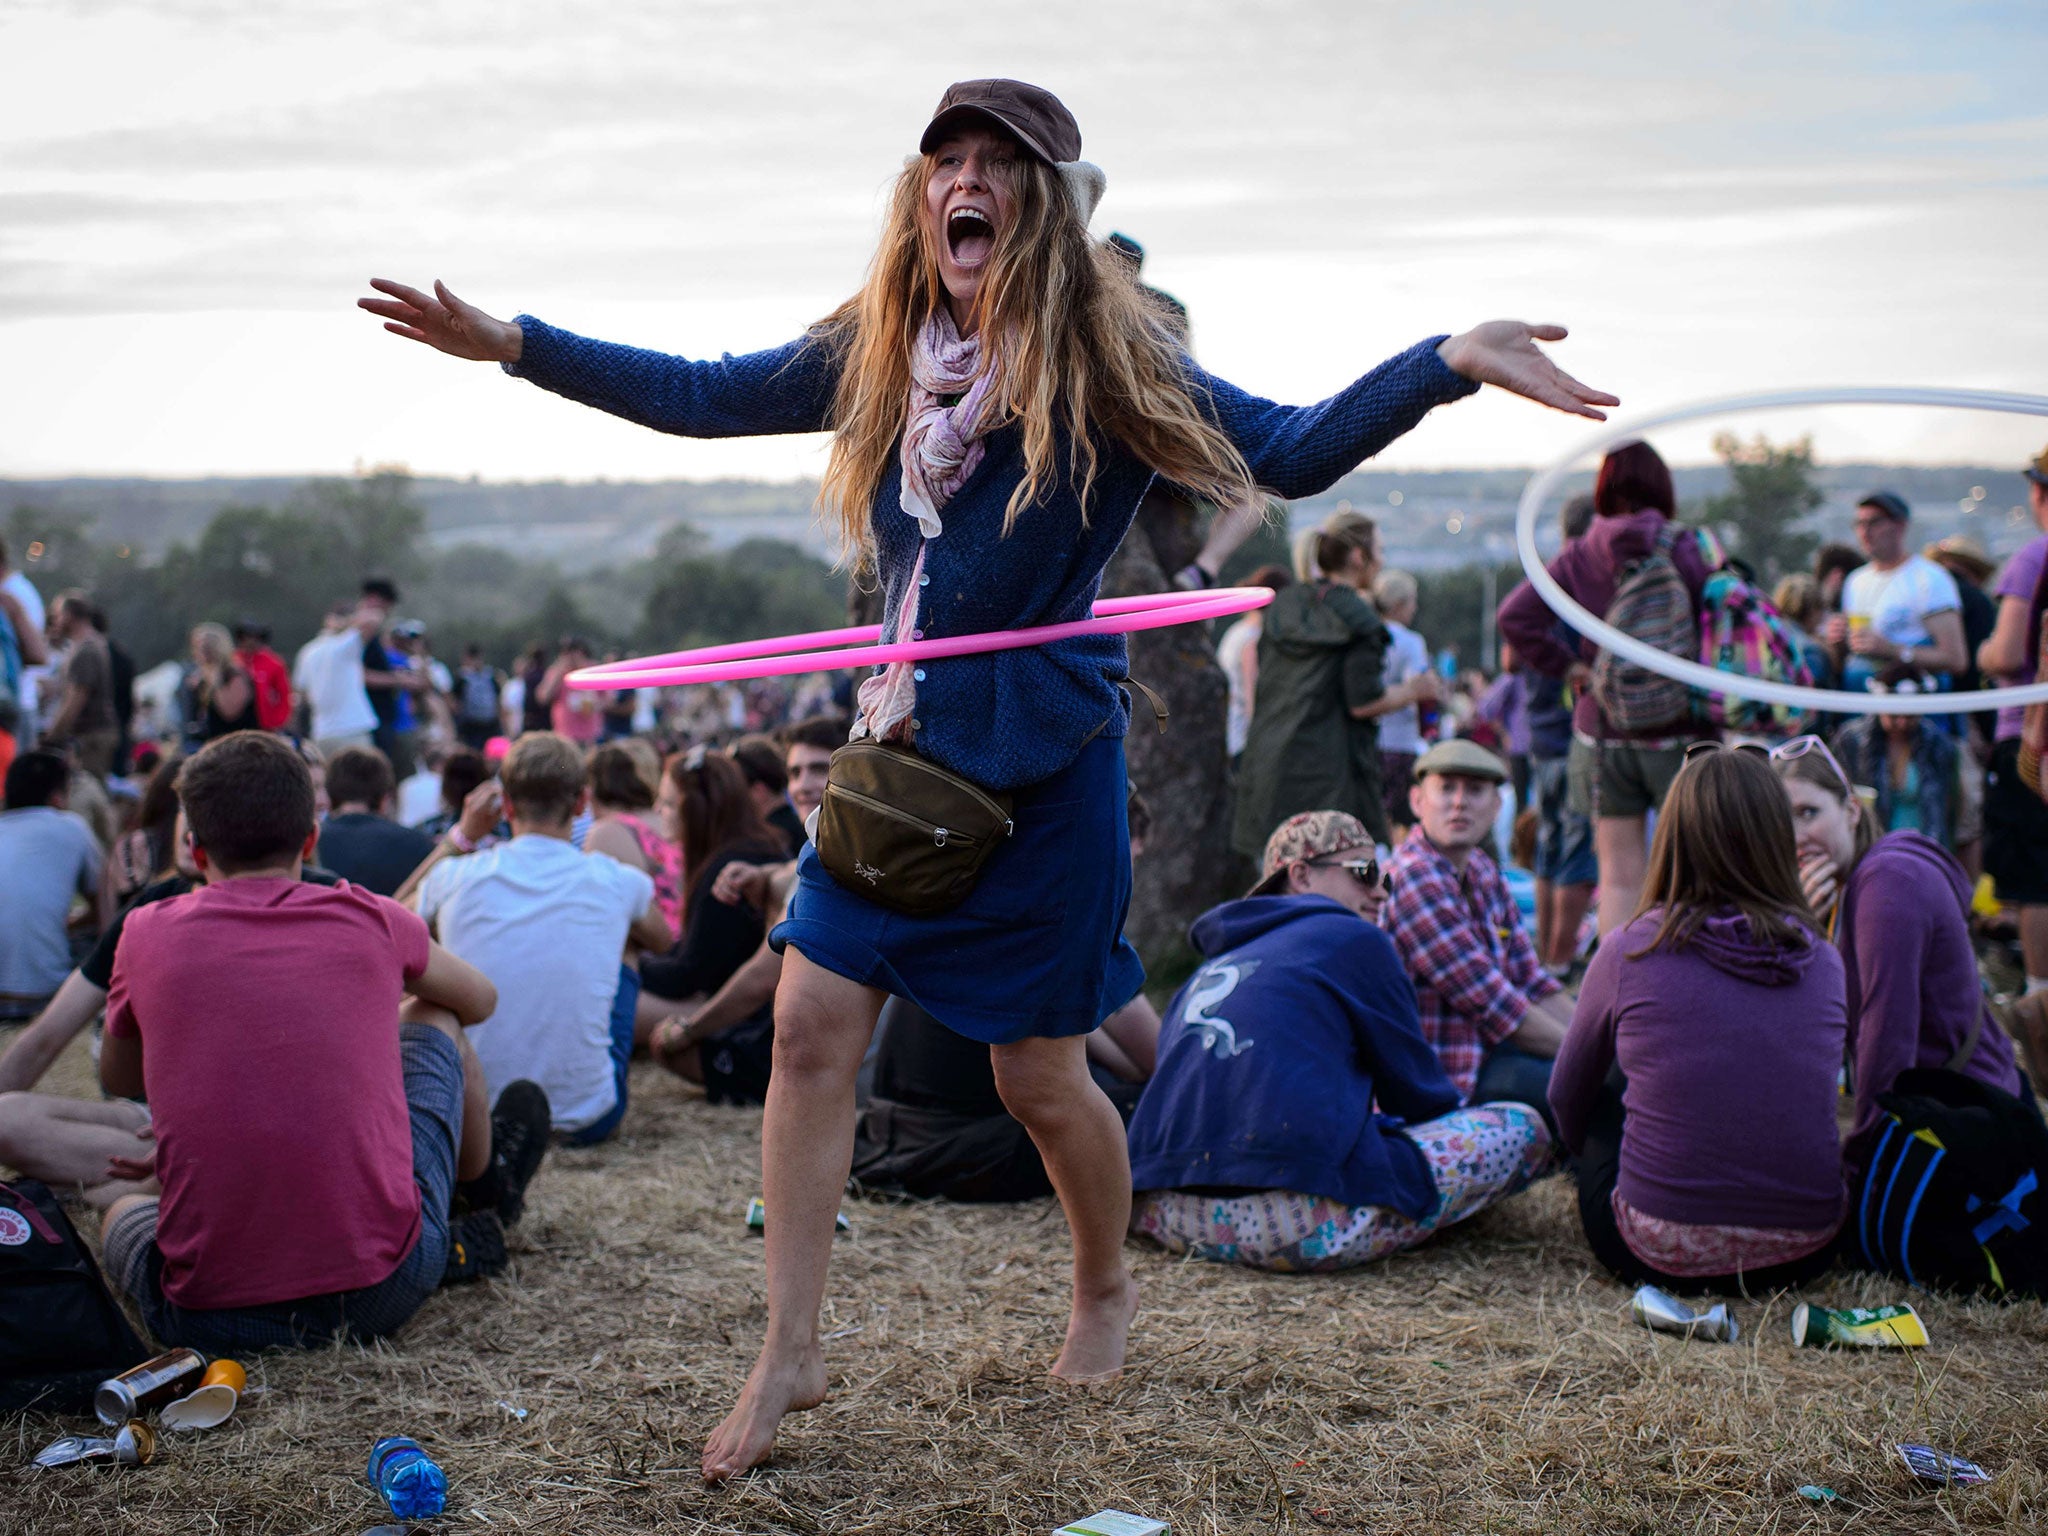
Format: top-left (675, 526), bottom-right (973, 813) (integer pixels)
top-left (506, 317), bottom-right (1477, 789)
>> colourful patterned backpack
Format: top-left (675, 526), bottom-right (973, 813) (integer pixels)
top-left (1694, 538), bottom-right (1817, 734)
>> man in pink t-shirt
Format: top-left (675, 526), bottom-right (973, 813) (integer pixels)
top-left (96, 731), bottom-right (521, 1351)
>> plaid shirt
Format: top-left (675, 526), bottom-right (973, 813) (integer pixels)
top-left (1384, 827), bottom-right (1560, 1100)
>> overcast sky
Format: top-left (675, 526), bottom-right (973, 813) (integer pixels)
top-left (3, 0), bottom-right (2044, 484)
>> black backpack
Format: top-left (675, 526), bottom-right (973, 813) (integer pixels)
top-left (0, 1180), bottom-right (150, 1413)
top-left (1852, 1069), bottom-right (2048, 1300)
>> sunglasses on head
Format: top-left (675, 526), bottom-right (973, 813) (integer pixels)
top-left (1684, 733), bottom-right (1853, 793)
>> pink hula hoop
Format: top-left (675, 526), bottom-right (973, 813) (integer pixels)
top-left (567, 586), bottom-right (1275, 689)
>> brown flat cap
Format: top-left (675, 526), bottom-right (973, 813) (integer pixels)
top-left (919, 79), bottom-right (1081, 167)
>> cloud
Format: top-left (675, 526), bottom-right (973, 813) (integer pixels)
top-left (1, 0), bottom-right (2044, 472)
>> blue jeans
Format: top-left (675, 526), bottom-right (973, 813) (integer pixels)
top-left (566, 965), bottom-right (639, 1146)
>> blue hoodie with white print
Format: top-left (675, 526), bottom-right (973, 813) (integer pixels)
top-left (1127, 893), bottom-right (1462, 1218)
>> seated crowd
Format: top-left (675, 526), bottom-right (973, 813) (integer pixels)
top-left (3, 671), bottom-right (2046, 1357)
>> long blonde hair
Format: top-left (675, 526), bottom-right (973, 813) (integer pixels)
top-left (812, 150), bottom-right (1261, 569)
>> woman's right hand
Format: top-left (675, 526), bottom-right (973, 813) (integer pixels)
top-left (1407, 671), bottom-right (1443, 705)
top-left (1798, 848), bottom-right (1840, 915)
top-left (358, 278), bottom-right (522, 363)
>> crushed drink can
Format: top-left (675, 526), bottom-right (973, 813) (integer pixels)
top-left (1897, 1442), bottom-right (1991, 1485)
top-left (1630, 1285), bottom-right (1738, 1343)
top-left (34, 1421), bottom-right (155, 1469)
top-left (95, 1348), bottom-right (206, 1425)
top-left (1791, 1302), bottom-right (1927, 1348)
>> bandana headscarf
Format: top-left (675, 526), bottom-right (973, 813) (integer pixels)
top-left (898, 308), bottom-right (999, 539)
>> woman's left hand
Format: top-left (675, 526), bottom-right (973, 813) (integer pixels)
top-left (1438, 322), bottom-right (1618, 420)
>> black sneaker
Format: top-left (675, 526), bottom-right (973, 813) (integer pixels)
top-left (490, 1080), bottom-right (551, 1226)
top-left (442, 1208), bottom-right (508, 1286)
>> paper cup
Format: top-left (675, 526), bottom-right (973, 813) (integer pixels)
top-left (201, 1359), bottom-right (246, 1394)
top-left (159, 1382), bottom-right (238, 1432)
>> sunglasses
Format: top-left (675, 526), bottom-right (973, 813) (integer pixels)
top-left (1305, 853), bottom-right (1384, 890)
top-left (1684, 734), bottom-right (1854, 794)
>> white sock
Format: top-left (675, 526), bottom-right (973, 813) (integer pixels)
top-left (2027, 976), bottom-right (2048, 996)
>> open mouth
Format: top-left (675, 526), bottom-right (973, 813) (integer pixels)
top-left (947, 206), bottom-right (995, 267)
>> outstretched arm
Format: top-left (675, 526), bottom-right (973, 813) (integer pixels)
top-left (358, 278), bottom-right (836, 438)
top-left (1192, 322), bottom-right (1616, 501)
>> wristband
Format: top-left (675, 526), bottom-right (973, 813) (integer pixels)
top-left (447, 827), bottom-right (479, 854)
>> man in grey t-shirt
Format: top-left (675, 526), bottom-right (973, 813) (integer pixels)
top-left (0, 752), bottom-right (104, 1019)
top-left (44, 590), bottom-right (118, 778)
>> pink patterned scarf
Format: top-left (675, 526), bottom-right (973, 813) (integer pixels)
top-left (854, 309), bottom-right (1000, 743)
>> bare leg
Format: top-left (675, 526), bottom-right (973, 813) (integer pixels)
top-left (401, 1000), bottom-right (491, 1182)
top-left (2022, 906), bottom-right (2048, 985)
top-left (1095, 992), bottom-right (1160, 1079)
top-left (1593, 816), bottom-right (1647, 936)
top-left (1546, 882), bottom-right (1595, 969)
top-left (702, 949), bottom-right (883, 1482)
top-left (0, 1092), bottom-right (151, 1187)
top-left (990, 1034), bottom-right (1138, 1380)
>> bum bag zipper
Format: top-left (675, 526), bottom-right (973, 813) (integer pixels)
top-left (828, 783), bottom-right (985, 850)
top-left (854, 748), bottom-right (1015, 834)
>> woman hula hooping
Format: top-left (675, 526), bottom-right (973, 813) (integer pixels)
top-left (360, 77), bottom-right (1618, 1482)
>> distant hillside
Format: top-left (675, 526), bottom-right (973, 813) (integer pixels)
top-left (3, 462), bottom-right (2036, 573)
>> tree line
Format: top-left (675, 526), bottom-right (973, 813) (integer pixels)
top-left (4, 472), bottom-right (848, 673)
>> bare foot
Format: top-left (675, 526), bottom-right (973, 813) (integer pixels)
top-left (1051, 1269), bottom-right (1138, 1381)
top-left (701, 1339), bottom-right (828, 1482)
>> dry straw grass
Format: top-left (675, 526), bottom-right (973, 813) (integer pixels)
top-left (6, 1034), bottom-right (2047, 1535)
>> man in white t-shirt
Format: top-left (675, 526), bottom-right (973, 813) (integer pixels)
top-left (294, 598), bottom-right (383, 755)
top-left (1370, 568), bottom-right (1442, 840)
top-left (1827, 491), bottom-right (1968, 694)
top-left (409, 732), bottom-right (671, 1143)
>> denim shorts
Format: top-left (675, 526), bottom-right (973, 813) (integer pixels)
top-left (1531, 756), bottom-right (1596, 886)
top-left (103, 1023), bottom-right (463, 1352)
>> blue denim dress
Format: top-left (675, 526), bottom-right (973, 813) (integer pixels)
top-left (771, 733), bottom-right (1145, 1043)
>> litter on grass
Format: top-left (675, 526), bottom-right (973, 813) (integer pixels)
top-left (1053, 1512), bottom-right (1170, 1536)
top-left (1791, 1303), bottom-right (1927, 1348)
top-left (1897, 1444), bottom-right (1991, 1486)
top-left (1631, 1285), bottom-right (1737, 1342)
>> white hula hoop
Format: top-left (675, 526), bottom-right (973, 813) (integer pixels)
top-left (1516, 386), bottom-right (2048, 716)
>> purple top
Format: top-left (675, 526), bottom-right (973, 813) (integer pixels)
top-left (1992, 533), bottom-right (2048, 741)
top-left (1496, 508), bottom-right (1716, 743)
top-left (1550, 908), bottom-right (1848, 1230)
top-left (1836, 832), bottom-right (2022, 1175)
top-left (1474, 671), bottom-right (1530, 756)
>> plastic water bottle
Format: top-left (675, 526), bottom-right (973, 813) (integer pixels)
top-left (367, 1436), bottom-right (448, 1520)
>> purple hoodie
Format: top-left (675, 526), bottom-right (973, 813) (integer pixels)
top-left (1496, 507), bottom-right (1715, 742)
top-left (1837, 832), bottom-right (2022, 1174)
top-left (1550, 907), bottom-right (1848, 1230)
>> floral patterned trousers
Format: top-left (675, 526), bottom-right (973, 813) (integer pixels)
top-left (1132, 1103), bottom-right (1551, 1273)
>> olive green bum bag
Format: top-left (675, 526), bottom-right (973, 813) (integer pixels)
top-left (814, 679), bottom-right (1168, 918)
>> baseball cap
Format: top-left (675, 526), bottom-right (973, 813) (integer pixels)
top-left (1413, 738), bottom-right (1510, 784)
top-left (919, 79), bottom-right (1081, 167)
top-left (1248, 810), bottom-right (1375, 898)
top-left (2027, 445), bottom-right (2048, 489)
top-left (1857, 490), bottom-right (1911, 523)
